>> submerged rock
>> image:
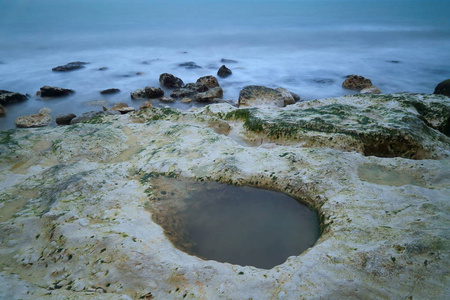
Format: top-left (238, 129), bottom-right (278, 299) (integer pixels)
top-left (179, 61), bottom-right (202, 69)
top-left (0, 93), bottom-right (448, 299)
top-left (220, 58), bottom-right (238, 64)
top-left (14, 108), bottom-right (52, 128)
top-left (0, 90), bottom-right (28, 105)
top-left (433, 79), bottom-right (450, 97)
top-left (52, 61), bottom-right (88, 72)
top-left (159, 73), bottom-right (184, 89)
top-left (238, 85), bottom-right (297, 108)
top-left (38, 86), bottom-right (75, 98)
top-left (55, 113), bottom-right (76, 125)
top-left (342, 75), bottom-right (373, 91)
top-left (217, 65), bottom-right (232, 78)
top-left (360, 86), bottom-right (382, 94)
top-left (100, 88), bottom-right (120, 95)
top-left (196, 75), bottom-right (220, 88)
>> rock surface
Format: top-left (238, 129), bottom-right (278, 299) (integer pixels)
top-left (196, 75), bottom-right (220, 88)
top-left (70, 110), bottom-right (120, 124)
top-left (14, 108), bottom-right (52, 128)
top-left (0, 90), bottom-right (28, 105)
top-left (342, 75), bottom-right (373, 91)
top-left (144, 86), bottom-right (164, 99)
top-left (217, 65), bottom-right (232, 78)
top-left (100, 88), bottom-right (120, 95)
top-left (52, 61), bottom-right (88, 72)
top-left (434, 79), bottom-right (450, 97)
top-left (238, 85), bottom-right (297, 108)
top-left (0, 93), bottom-right (449, 299)
top-left (159, 73), bottom-right (184, 89)
top-left (110, 103), bottom-right (136, 114)
top-left (55, 113), bottom-right (76, 125)
top-left (38, 86), bottom-right (75, 98)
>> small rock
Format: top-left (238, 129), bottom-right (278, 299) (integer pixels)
top-left (70, 110), bottom-right (120, 124)
top-left (433, 79), bottom-right (450, 97)
top-left (52, 61), bottom-right (88, 72)
top-left (136, 72), bottom-right (145, 76)
top-left (342, 75), bottom-right (373, 91)
top-left (159, 73), bottom-right (184, 89)
top-left (217, 65), bottom-right (232, 78)
top-left (276, 87), bottom-right (297, 106)
top-left (361, 86), bottom-right (382, 94)
top-left (160, 97), bottom-right (176, 103)
top-left (130, 89), bottom-right (146, 100)
top-left (100, 88), bottom-right (120, 95)
top-left (110, 103), bottom-right (136, 114)
top-left (98, 67), bottom-right (108, 71)
top-left (0, 104), bottom-right (5, 116)
top-left (220, 58), bottom-right (238, 64)
top-left (56, 113), bottom-right (76, 125)
top-left (145, 87), bottom-right (164, 99)
top-left (181, 98), bottom-right (192, 103)
top-left (171, 83), bottom-right (208, 99)
top-left (38, 86), bottom-right (75, 98)
top-left (197, 75), bottom-right (220, 88)
top-left (388, 60), bottom-right (401, 64)
top-left (179, 62), bottom-right (202, 69)
top-left (0, 90), bottom-right (28, 105)
top-left (15, 108), bottom-right (52, 128)
top-left (140, 101), bottom-right (153, 109)
top-left (194, 87), bottom-right (224, 102)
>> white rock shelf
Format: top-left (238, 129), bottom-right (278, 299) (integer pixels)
top-left (0, 93), bottom-right (449, 299)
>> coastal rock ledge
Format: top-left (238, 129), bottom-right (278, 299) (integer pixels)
top-left (0, 93), bottom-right (449, 299)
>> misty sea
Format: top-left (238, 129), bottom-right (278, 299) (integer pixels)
top-left (1, 0), bottom-right (450, 129)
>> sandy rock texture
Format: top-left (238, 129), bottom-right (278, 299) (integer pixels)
top-left (0, 93), bottom-right (449, 299)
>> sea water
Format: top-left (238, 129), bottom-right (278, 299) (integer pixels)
top-left (1, 0), bottom-right (449, 129)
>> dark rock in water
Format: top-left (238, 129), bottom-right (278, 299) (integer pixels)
top-left (15, 108), bottom-right (52, 128)
top-left (217, 65), bottom-right (232, 78)
top-left (100, 88), bottom-right (120, 95)
top-left (38, 86), bottom-right (75, 98)
top-left (193, 87), bottom-right (224, 102)
top-left (197, 75), bottom-right (220, 88)
top-left (159, 73), bottom-right (184, 89)
top-left (130, 89), bottom-right (146, 100)
top-left (171, 83), bottom-right (208, 99)
top-left (0, 90), bottom-right (28, 105)
top-left (388, 60), bottom-right (401, 64)
top-left (52, 61), bottom-right (88, 72)
top-left (179, 62), bottom-right (202, 69)
top-left (0, 104), bottom-right (5, 116)
top-left (70, 110), bottom-right (120, 124)
top-left (56, 113), bottom-right (76, 125)
top-left (98, 67), bottom-right (108, 71)
top-left (433, 79), bottom-right (450, 97)
top-left (313, 78), bottom-right (334, 84)
top-left (220, 58), bottom-right (238, 64)
top-left (238, 85), bottom-right (296, 108)
top-left (145, 87), bottom-right (164, 99)
top-left (342, 75), bottom-right (373, 91)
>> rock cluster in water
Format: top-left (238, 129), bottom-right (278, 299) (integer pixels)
top-left (0, 92), bottom-right (449, 299)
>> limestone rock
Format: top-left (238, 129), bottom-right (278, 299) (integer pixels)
top-left (55, 113), bottom-right (76, 125)
top-left (110, 103), bottom-right (136, 114)
top-left (433, 79), bottom-right (450, 97)
top-left (14, 108), bottom-right (52, 128)
top-left (38, 86), bottom-right (75, 98)
top-left (0, 90), bottom-right (28, 105)
top-left (193, 87), bottom-right (224, 102)
top-left (217, 65), bottom-right (232, 78)
top-left (70, 110), bottom-right (120, 124)
top-left (144, 87), bottom-right (164, 99)
top-left (139, 101), bottom-right (153, 109)
top-left (130, 89), bottom-right (146, 100)
top-left (196, 75), bottom-right (220, 88)
top-left (52, 61), bottom-right (88, 72)
top-left (100, 88), bottom-right (120, 95)
top-left (342, 75), bottom-right (373, 91)
top-left (238, 85), bottom-right (297, 108)
top-left (159, 73), bottom-right (184, 88)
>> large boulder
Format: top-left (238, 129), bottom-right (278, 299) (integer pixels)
top-left (193, 87), bottom-right (224, 102)
top-left (217, 65), bottom-right (232, 78)
top-left (144, 87), bottom-right (164, 99)
top-left (342, 75), bottom-right (373, 91)
top-left (0, 90), bottom-right (28, 105)
top-left (14, 108), bottom-right (52, 128)
top-left (433, 79), bottom-right (450, 97)
top-left (159, 73), bottom-right (184, 89)
top-left (52, 61), bottom-right (88, 72)
top-left (38, 86), bottom-right (75, 98)
top-left (238, 85), bottom-right (298, 108)
top-left (196, 76), bottom-right (220, 88)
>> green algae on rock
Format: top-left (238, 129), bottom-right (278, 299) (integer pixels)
top-left (0, 93), bottom-right (449, 299)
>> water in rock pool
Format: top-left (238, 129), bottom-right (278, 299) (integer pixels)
top-left (1, 0), bottom-right (449, 129)
top-left (147, 178), bottom-right (320, 269)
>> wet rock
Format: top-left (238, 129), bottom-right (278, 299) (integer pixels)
top-left (159, 73), bottom-right (184, 89)
top-left (140, 101), bottom-right (153, 109)
top-left (179, 62), bottom-right (202, 69)
top-left (342, 75), bottom-right (373, 91)
top-left (56, 113), bottom-right (76, 125)
top-left (136, 72), bottom-right (145, 76)
top-left (0, 90), bottom-right (28, 105)
top-left (110, 103), bottom-right (136, 114)
top-left (312, 78), bottom-right (334, 84)
top-left (361, 86), bottom-right (382, 94)
top-left (433, 79), bottom-right (450, 97)
top-left (52, 61), bottom-right (88, 72)
top-left (238, 85), bottom-right (297, 108)
top-left (217, 65), bottom-right (232, 78)
top-left (196, 75), bottom-right (220, 88)
top-left (0, 104), bottom-right (5, 116)
top-left (193, 87), bottom-right (224, 102)
top-left (15, 108), bottom-right (52, 128)
top-left (100, 88), bottom-right (120, 95)
top-left (130, 89), bottom-right (146, 100)
top-left (160, 97), bottom-right (176, 103)
top-left (220, 58), bottom-right (238, 64)
top-left (38, 86), bottom-right (75, 98)
top-left (388, 60), bottom-right (401, 63)
top-left (145, 87), bottom-right (164, 99)
top-left (171, 83), bottom-right (208, 99)
top-left (98, 67), bottom-right (108, 71)
top-left (70, 110), bottom-right (120, 124)
top-left (181, 98), bottom-right (192, 103)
